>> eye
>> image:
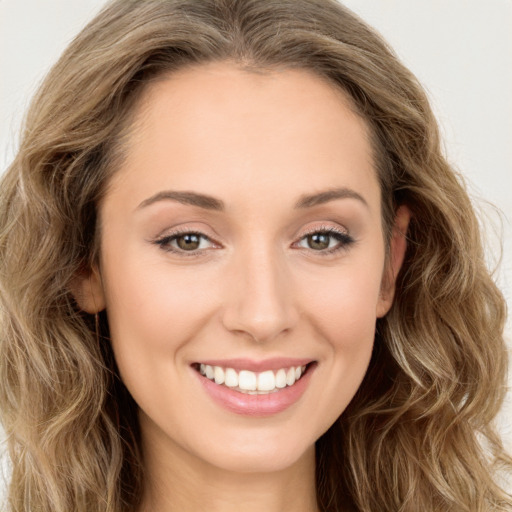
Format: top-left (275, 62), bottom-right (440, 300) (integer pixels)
top-left (154, 231), bottom-right (215, 253)
top-left (295, 228), bottom-right (354, 253)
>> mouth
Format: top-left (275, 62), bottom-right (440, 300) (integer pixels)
top-left (191, 361), bottom-right (315, 395)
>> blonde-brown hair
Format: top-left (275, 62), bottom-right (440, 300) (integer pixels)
top-left (0, 0), bottom-right (510, 510)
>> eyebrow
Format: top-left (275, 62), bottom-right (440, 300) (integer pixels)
top-left (137, 190), bottom-right (225, 211)
top-left (294, 187), bottom-right (368, 209)
top-left (136, 186), bottom-right (368, 212)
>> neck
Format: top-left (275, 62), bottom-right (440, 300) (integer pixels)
top-left (138, 417), bottom-right (319, 512)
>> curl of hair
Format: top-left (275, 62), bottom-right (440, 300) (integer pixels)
top-left (0, 0), bottom-right (510, 510)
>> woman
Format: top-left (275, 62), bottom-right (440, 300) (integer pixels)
top-left (0, 0), bottom-right (510, 511)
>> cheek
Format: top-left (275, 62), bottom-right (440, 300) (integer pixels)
top-left (295, 255), bottom-right (384, 425)
top-left (100, 248), bottom-right (221, 389)
top-left (106, 273), bottom-right (180, 343)
top-left (300, 258), bottom-right (384, 347)
top-left (313, 276), bottom-right (381, 371)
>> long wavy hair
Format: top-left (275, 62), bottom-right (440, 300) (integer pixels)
top-left (0, 0), bottom-right (510, 510)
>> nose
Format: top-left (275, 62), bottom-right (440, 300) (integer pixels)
top-left (221, 244), bottom-right (299, 343)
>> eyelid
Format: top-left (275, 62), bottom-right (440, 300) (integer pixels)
top-left (298, 223), bottom-right (349, 237)
top-left (151, 222), bottom-right (354, 257)
top-left (293, 223), bottom-right (351, 245)
top-left (292, 223), bottom-right (355, 255)
top-left (152, 227), bottom-right (221, 257)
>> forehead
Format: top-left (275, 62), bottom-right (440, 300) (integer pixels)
top-left (107, 62), bottom-right (380, 216)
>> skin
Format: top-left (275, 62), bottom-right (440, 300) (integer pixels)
top-left (77, 62), bottom-right (409, 512)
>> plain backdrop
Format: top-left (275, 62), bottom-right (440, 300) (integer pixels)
top-left (1, 0), bottom-right (511, 500)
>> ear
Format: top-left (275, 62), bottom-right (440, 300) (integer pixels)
top-left (70, 265), bottom-right (106, 314)
top-left (376, 205), bottom-right (411, 318)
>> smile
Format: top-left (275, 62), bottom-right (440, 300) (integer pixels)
top-left (191, 359), bottom-right (316, 416)
top-left (195, 363), bottom-right (308, 394)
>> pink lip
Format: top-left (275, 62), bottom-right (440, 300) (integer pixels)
top-left (193, 357), bottom-right (314, 372)
top-left (192, 362), bottom-right (317, 417)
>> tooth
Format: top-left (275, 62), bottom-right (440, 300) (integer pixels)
top-left (224, 368), bottom-right (238, 387)
top-left (275, 369), bottom-right (287, 388)
top-left (205, 365), bottom-right (214, 380)
top-left (200, 364), bottom-right (206, 375)
top-left (257, 370), bottom-right (275, 391)
top-left (295, 366), bottom-right (302, 380)
top-left (286, 367), bottom-right (296, 386)
top-left (238, 370), bottom-right (257, 391)
top-left (214, 366), bottom-right (225, 385)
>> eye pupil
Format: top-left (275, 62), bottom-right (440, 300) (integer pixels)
top-left (308, 233), bottom-right (330, 250)
top-left (177, 234), bottom-right (201, 250)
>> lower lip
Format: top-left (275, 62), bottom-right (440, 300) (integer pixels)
top-left (194, 364), bottom-right (316, 417)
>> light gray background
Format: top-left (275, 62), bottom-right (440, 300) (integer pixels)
top-left (1, 0), bottom-right (511, 500)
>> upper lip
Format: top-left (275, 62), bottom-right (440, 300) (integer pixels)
top-left (192, 357), bottom-right (315, 372)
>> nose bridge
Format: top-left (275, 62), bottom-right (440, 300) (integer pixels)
top-left (222, 237), bottom-right (298, 342)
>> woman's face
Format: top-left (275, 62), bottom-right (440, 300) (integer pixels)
top-left (80, 62), bottom-right (407, 474)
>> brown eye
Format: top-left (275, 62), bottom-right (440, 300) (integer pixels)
top-left (307, 233), bottom-right (330, 250)
top-left (155, 232), bottom-right (214, 253)
top-left (176, 233), bottom-right (201, 251)
top-left (296, 229), bottom-right (354, 253)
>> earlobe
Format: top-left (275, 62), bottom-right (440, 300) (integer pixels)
top-left (376, 205), bottom-right (411, 318)
top-left (70, 266), bottom-right (106, 314)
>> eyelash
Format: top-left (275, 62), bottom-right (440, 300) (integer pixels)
top-left (153, 228), bottom-right (216, 258)
top-left (294, 226), bottom-right (355, 255)
top-left (153, 226), bottom-right (355, 257)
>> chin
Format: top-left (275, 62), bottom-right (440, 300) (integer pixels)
top-left (190, 430), bottom-right (316, 474)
